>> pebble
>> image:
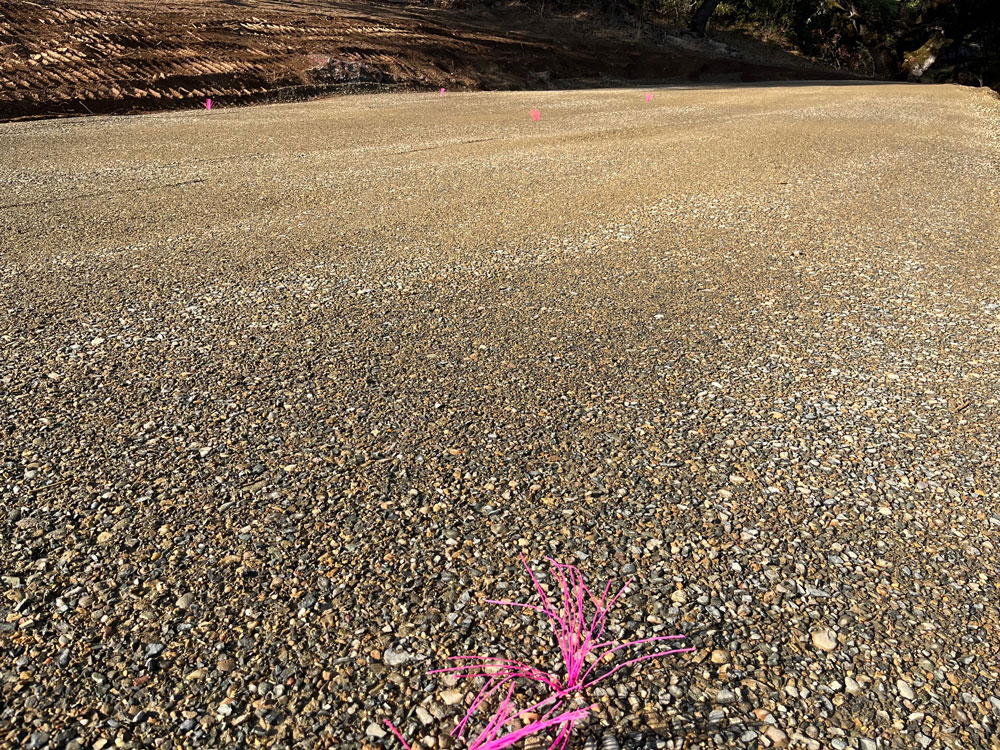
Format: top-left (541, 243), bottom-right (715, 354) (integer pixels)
top-left (811, 629), bottom-right (838, 652)
top-left (216, 657), bottom-right (236, 672)
top-left (384, 647), bottom-right (415, 667)
top-left (764, 726), bottom-right (788, 747)
top-left (715, 689), bottom-right (737, 705)
top-left (710, 649), bottom-right (729, 664)
top-left (897, 679), bottom-right (916, 701)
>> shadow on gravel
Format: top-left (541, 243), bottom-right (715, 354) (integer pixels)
top-left (578, 711), bottom-right (761, 750)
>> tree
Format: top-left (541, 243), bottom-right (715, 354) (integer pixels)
top-left (689, 0), bottom-right (725, 35)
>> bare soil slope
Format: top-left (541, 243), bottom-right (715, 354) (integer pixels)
top-left (0, 0), bottom-right (851, 120)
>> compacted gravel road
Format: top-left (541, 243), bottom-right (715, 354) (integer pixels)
top-left (2, 83), bottom-right (999, 750)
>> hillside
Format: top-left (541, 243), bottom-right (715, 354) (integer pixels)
top-left (0, 0), bottom-right (855, 120)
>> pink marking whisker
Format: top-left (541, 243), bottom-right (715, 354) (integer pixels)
top-left (384, 720), bottom-right (413, 750)
top-left (384, 555), bottom-right (693, 750)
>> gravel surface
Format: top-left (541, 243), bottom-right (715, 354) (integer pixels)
top-left (2, 83), bottom-right (1000, 750)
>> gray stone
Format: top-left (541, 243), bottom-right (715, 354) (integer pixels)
top-left (384, 647), bottom-right (415, 666)
top-left (897, 679), bottom-right (916, 701)
top-left (715, 689), bottom-right (737, 705)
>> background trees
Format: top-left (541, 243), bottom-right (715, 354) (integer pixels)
top-left (674, 0), bottom-right (997, 86)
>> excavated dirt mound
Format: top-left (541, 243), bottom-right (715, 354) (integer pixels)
top-left (0, 0), bottom-right (852, 120)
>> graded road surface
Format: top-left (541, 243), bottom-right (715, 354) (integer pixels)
top-left (2, 84), bottom-right (1000, 750)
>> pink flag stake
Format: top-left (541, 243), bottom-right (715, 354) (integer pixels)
top-left (440, 87), bottom-right (446, 96)
top-left (530, 108), bottom-right (540, 122)
top-left (204, 97), bottom-right (212, 111)
top-left (646, 93), bottom-right (652, 102)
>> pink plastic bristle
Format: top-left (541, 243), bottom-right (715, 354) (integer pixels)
top-left (384, 556), bottom-right (692, 750)
top-left (384, 719), bottom-right (413, 750)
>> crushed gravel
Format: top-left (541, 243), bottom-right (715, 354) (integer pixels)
top-left (2, 83), bottom-right (999, 750)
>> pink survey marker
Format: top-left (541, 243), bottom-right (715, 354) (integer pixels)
top-left (530, 108), bottom-right (540, 122)
top-left (204, 97), bottom-right (212, 111)
top-left (385, 555), bottom-right (694, 750)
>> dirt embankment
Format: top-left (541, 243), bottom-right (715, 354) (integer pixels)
top-left (0, 0), bottom-right (856, 120)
